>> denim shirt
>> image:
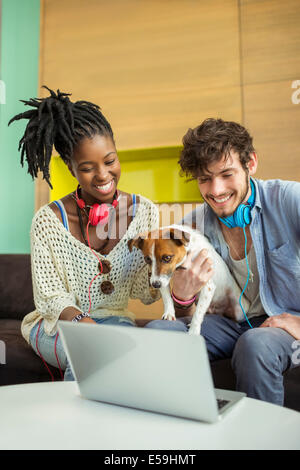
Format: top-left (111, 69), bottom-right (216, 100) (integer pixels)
top-left (183, 178), bottom-right (300, 317)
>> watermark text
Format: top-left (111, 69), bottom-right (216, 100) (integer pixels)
top-left (292, 340), bottom-right (300, 365)
top-left (96, 197), bottom-right (204, 241)
top-left (291, 80), bottom-right (300, 104)
top-left (0, 80), bottom-right (6, 104)
top-left (0, 340), bottom-right (6, 365)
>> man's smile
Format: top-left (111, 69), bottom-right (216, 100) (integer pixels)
top-left (209, 193), bottom-right (234, 207)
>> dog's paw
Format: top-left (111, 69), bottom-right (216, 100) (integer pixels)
top-left (188, 324), bottom-right (201, 335)
top-left (162, 312), bottom-right (176, 321)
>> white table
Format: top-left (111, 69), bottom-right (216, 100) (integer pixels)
top-left (0, 381), bottom-right (300, 450)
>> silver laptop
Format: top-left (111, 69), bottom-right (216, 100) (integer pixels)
top-left (58, 321), bottom-right (245, 423)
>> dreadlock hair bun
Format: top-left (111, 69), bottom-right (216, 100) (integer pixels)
top-left (8, 86), bottom-right (114, 189)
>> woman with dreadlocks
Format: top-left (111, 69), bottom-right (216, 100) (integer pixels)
top-left (9, 87), bottom-right (159, 381)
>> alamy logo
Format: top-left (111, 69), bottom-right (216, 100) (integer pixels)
top-left (292, 340), bottom-right (300, 366)
top-left (0, 340), bottom-right (6, 364)
top-left (291, 80), bottom-right (300, 104)
top-left (0, 80), bottom-right (6, 104)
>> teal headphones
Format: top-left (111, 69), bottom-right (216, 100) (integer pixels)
top-left (218, 178), bottom-right (256, 329)
top-left (218, 178), bottom-right (256, 229)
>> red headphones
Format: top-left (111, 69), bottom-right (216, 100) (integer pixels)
top-left (75, 185), bottom-right (119, 226)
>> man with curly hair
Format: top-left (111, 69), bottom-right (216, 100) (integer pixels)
top-left (146, 118), bottom-right (300, 406)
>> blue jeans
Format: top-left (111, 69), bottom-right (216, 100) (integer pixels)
top-left (29, 316), bottom-right (135, 382)
top-left (145, 314), bottom-right (299, 406)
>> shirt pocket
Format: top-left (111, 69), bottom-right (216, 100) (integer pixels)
top-left (266, 241), bottom-right (300, 311)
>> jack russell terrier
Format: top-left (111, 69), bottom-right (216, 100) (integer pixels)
top-left (128, 224), bottom-right (250, 335)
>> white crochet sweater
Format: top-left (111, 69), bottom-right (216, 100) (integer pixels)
top-left (21, 195), bottom-right (160, 343)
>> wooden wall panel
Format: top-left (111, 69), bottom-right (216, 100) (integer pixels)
top-left (243, 80), bottom-right (300, 181)
top-left (241, 0), bottom-right (300, 181)
top-left (40, 0), bottom-right (241, 150)
top-left (241, 0), bottom-right (300, 84)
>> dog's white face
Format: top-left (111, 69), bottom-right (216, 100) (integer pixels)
top-left (128, 228), bottom-right (189, 289)
top-left (146, 242), bottom-right (188, 288)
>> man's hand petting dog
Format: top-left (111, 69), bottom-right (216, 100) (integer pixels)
top-left (172, 249), bottom-right (214, 302)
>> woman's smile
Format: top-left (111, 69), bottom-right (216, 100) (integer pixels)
top-left (94, 180), bottom-right (114, 195)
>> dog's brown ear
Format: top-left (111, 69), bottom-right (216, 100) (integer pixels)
top-left (168, 228), bottom-right (190, 247)
top-left (127, 237), bottom-right (144, 252)
top-left (127, 239), bottom-right (135, 252)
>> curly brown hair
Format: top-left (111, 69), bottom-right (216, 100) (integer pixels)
top-left (179, 118), bottom-right (255, 178)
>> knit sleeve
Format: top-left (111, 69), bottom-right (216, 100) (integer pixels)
top-left (129, 198), bottom-right (161, 304)
top-left (30, 210), bottom-right (79, 334)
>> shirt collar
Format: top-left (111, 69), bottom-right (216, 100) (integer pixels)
top-left (251, 177), bottom-right (262, 211)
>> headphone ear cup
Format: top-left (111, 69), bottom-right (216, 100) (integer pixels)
top-left (89, 203), bottom-right (110, 226)
top-left (219, 180), bottom-right (255, 229)
top-left (89, 204), bottom-right (100, 226)
top-left (233, 204), bottom-right (251, 228)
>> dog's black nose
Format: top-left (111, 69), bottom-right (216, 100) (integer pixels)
top-left (151, 281), bottom-right (161, 289)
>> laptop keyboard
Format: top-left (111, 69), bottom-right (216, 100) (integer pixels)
top-left (217, 398), bottom-right (230, 410)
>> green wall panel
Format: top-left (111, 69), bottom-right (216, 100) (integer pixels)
top-left (0, 0), bottom-right (40, 253)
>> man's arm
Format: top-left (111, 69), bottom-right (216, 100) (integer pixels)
top-left (263, 181), bottom-right (300, 331)
top-left (282, 181), bottom-right (300, 236)
top-left (174, 300), bottom-right (196, 319)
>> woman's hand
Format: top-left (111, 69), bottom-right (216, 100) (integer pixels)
top-left (80, 317), bottom-right (97, 324)
top-left (60, 307), bottom-right (97, 324)
top-left (259, 313), bottom-right (300, 340)
top-left (172, 249), bottom-right (214, 301)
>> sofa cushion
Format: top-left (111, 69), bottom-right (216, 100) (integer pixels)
top-left (0, 254), bottom-right (34, 320)
top-left (0, 319), bottom-right (61, 385)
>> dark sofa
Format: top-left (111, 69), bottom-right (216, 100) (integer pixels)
top-left (0, 254), bottom-right (61, 384)
top-left (1, 254), bottom-right (300, 411)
